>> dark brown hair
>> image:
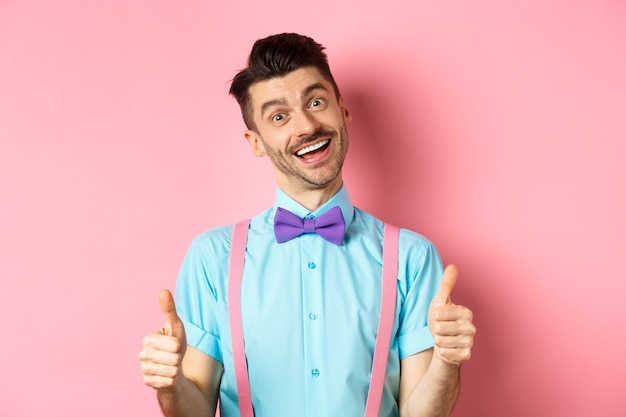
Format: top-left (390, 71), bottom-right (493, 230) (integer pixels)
top-left (229, 33), bottom-right (340, 130)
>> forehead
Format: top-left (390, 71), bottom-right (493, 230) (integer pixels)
top-left (248, 66), bottom-right (333, 113)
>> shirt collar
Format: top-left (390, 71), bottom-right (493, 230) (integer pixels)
top-left (272, 184), bottom-right (355, 228)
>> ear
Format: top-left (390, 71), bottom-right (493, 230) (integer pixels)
top-left (244, 129), bottom-right (267, 157)
top-left (339, 96), bottom-right (352, 124)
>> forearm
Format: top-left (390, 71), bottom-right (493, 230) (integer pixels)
top-left (157, 375), bottom-right (216, 417)
top-left (400, 355), bottom-right (460, 417)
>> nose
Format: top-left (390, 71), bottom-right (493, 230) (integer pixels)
top-left (293, 110), bottom-right (321, 137)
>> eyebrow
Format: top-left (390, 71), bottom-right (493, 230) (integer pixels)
top-left (259, 82), bottom-right (330, 117)
top-left (260, 98), bottom-right (288, 118)
top-left (302, 82), bottom-right (328, 99)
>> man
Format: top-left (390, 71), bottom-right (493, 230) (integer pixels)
top-left (139, 33), bottom-right (475, 417)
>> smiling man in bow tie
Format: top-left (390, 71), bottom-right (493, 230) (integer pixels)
top-left (139, 33), bottom-right (476, 417)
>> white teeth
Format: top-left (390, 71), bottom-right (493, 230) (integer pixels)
top-left (296, 140), bottom-right (329, 156)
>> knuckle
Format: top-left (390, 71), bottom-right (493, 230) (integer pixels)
top-left (138, 348), bottom-right (149, 361)
top-left (173, 353), bottom-right (182, 366)
top-left (462, 323), bottom-right (476, 335)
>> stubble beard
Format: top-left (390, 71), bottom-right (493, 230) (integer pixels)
top-left (262, 125), bottom-right (349, 189)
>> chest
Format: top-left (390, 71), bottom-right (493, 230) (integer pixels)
top-left (242, 233), bottom-right (384, 340)
top-left (220, 222), bottom-right (401, 417)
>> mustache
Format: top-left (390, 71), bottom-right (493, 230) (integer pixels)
top-left (293, 129), bottom-right (335, 149)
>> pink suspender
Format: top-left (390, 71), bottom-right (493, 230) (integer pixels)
top-left (365, 223), bottom-right (399, 417)
top-left (228, 221), bottom-right (399, 417)
top-left (228, 220), bottom-right (253, 417)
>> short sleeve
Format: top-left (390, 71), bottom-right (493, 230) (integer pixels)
top-left (174, 230), bottom-right (230, 363)
top-left (396, 231), bottom-right (444, 359)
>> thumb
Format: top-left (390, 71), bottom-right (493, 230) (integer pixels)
top-left (434, 264), bottom-right (458, 305)
top-left (159, 289), bottom-right (181, 337)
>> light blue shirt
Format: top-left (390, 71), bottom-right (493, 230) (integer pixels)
top-left (176, 185), bottom-right (443, 417)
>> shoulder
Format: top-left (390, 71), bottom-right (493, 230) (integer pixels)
top-left (353, 207), bottom-right (439, 251)
top-left (399, 228), bottom-right (437, 252)
top-left (354, 206), bottom-right (441, 270)
top-left (188, 224), bottom-right (233, 255)
top-left (398, 227), bottom-right (441, 270)
top-left (187, 207), bottom-right (273, 255)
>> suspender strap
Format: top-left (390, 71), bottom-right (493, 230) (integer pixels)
top-left (228, 220), bottom-right (253, 417)
top-left (364, 223), bottom-right (399, 417)
top-left (228, 221), bottom-right (399, 417)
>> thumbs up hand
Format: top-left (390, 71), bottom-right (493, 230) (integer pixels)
top-left (139, 290), bottom-right (188, 390)
top-left (159, 289), bottom-right (187, 344)
top-left (428, 265), bottom-right (476, 366)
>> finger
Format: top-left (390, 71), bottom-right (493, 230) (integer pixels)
top-left (159, 289), bottom-right (179, 336)
top-left (141, 369), bottom-right (179, 389)
top-left (434, 334), bottom-right (475, 350)
top-left (139, 345), bottom-right (182, 366)
top-left (142, 363), bottom-right (178, 380)
top-left (437, 347), bottom-right (472, 365)
top-left (142, 331), bottom-right (182, 354)
top-left (431, 315), bottom-right (476, 337)
top-left (433, 304), bottom-right (473, 323)
top-left (435, 264), bottom-right (458, 305)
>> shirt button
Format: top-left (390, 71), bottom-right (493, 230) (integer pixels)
top-left (307, 261), bottom-right (317, 269)
top-left (309, 313), bottom-right (318, 320)
top-left (311, 368), bottom-right (320, 377)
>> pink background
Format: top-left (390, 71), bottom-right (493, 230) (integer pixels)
top-left (1, 1), bottom-right (625, 416)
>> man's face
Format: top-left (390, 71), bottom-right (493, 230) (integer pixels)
top-left (244, 66), bottom-right (351, 196)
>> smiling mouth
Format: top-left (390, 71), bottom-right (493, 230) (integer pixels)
top-left (295, 139), bottom-right (330, 157)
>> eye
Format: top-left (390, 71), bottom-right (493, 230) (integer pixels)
top-left (309, 98), bottom-right (325, 108)
top-left (271, 113), bottom-right (285, 123)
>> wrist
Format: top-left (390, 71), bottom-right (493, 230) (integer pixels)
top-left (157, 370), bottom-right (186, 396)
top-left (433, 349), bottom-right (462, 375)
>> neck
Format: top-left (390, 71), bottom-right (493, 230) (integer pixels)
top-left (279, 178), bottom-right (343, 212)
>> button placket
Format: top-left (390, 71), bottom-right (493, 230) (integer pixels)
top-left (306, 258), bottom-right (319, 323)
top-left (301, 234), bottom-right (324, 388)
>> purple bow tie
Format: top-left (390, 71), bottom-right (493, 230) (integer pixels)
top-left (274, 206), bottom-right (346, 245)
